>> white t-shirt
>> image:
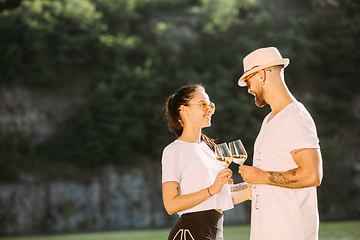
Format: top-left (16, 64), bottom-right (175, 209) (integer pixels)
top-left (162, 140), bottom-right (234, 216)
top-left (250, 102), bottom-right (320, 240)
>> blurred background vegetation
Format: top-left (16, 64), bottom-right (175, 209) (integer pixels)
top-left (0, 0), bottom-right (359, 221)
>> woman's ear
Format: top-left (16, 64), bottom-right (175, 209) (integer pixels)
top-left (180, 105), bottom-right (189, 116)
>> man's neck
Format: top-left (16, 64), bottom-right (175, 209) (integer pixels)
top-left (267, 93), bottom-right (297, 123)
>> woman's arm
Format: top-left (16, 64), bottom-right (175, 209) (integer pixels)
top-left (162, 168), bottom-right (233, 215)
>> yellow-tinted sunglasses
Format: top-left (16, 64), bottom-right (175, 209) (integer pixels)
top-left (186, 101), bottom-right (215, 112)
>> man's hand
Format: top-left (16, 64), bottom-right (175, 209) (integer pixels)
top-left (238, 165), bottom-right (267, 184)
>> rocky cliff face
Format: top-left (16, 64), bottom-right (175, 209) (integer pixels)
top-left (0, 83), bottom-right (87, 144)
top-left (0, 163), bottom-right (165, 235)
top-left (0, 162), bottom-right (250, 235)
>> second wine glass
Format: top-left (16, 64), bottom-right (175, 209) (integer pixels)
top-left (229, 140), bottom-right (248, 166)
top-left (215, 143), bottom-right (233, 168)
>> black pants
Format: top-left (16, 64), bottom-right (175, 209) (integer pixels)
top-left (168, 210), bottom-right (223, 240)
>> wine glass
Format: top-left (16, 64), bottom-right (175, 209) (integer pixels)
top-left (215, 143), bottom-right (233, 168)
top-left (228, 140), bottom-right (248, 166)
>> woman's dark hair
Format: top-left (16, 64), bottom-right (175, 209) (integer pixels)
top-left (165, 84), bottom-right (216, 152)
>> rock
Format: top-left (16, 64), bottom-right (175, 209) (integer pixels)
top-left (0, 164), bottom-right (249, 235)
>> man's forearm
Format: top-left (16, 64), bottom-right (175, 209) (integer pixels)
top-left (230, 182), bottom-right (252, 204)
top-left (265, 168), bottom-right (312, 189)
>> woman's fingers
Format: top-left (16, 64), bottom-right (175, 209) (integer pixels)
top-left (219, 168), bottom-right (233, 178)
top-left (211, 168), bottom-right (234, 194)
top-left (217, 169), bottom-right (233, 184)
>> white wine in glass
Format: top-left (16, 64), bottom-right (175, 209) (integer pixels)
top-left (229, 140), bottom-right (248, 166)
top-left (215, 143), bottom-right (233, 168)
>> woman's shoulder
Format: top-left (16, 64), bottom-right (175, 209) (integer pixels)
top-left (163, 139), bottom-right (198, 155)
top-left (163, 140), bottom-right (183, 153)
top-left (162, 140), bottom-right (188, 163)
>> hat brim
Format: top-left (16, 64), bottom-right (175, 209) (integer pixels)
top-left (238, 59), bottom-right (290, 87)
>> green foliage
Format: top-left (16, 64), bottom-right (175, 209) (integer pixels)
top-left (48, 63), bottom-right (172, 166)
top-left (0, 0), bottom-right (105, 86)
top-left (282, 0), bottom-right (360, 101)
top-left (199, 0), bottom-right (243, 34)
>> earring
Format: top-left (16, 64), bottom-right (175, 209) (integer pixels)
top-left (260, 81), bottom-right (264, 86)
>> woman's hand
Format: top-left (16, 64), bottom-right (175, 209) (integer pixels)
top-left (209, 168), bottom-right (233, 195)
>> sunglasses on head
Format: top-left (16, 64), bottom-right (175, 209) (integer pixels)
top-left (244, 69), bottom-right (272, 87)
top-left (186, 101), bottom-right (216, 112)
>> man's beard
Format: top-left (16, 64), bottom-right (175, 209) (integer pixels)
top-left (254, 86), bottom-right (266, 107)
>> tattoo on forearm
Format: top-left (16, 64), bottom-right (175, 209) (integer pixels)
top-left (269, 183), bottom-right (309, 189)
top-left (288, 169), bottom-right (297, 176)
top-left (268, 172), bottom-right (298, 185)
top-left (230, 183), bottom-right (249, 192)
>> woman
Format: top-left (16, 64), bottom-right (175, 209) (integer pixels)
top-left (162, 84), bottom-right (251, 240)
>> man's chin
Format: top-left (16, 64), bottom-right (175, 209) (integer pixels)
top-left (255, 99), bottom-right (266, 108)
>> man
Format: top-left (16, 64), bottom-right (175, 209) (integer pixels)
top-left (237, 47), bottom-right (323, 240)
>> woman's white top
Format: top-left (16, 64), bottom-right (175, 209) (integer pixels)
top-left (162, 140), bottom-right (234, 216)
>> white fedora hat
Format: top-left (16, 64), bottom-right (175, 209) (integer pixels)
top-left (238, 47), bottom-right (290, 87)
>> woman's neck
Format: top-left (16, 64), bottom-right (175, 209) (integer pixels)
top-left (178, 127), bottom-right (202, 143)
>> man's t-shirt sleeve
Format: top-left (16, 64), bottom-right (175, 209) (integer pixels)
top-left (282, 115), bottom-right (320, 153)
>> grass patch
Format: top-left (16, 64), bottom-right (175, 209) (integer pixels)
top-left (0, 221), bottom-right (359, 240)
top-left (318, 221), bottom-right (360, 240)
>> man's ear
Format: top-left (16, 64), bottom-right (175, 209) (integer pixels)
top-left (259, 69), bottom-right (266, 81)
top-left (259, 69), bottom-right (267, 86)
